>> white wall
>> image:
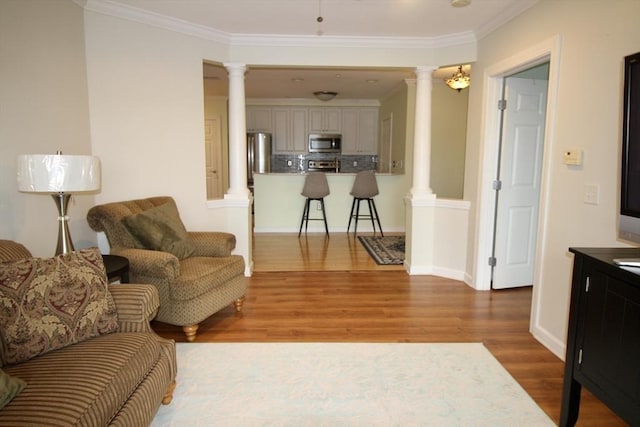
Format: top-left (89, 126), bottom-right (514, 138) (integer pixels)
top-left (83, 12), bottom-right (221, 225)
top-left (0, 0), bottom-right (95, 256)
top-left (431, 82), bottom-right (468, 199)
top-left (464, 0), bottom-right (640, 356)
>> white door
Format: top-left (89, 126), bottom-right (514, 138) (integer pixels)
top-left (205, 116), bottom-right (224, 199)
top-left (378, 113), bottom-right (392, 173)
top-left (492, 77), bottom-right (548, 289)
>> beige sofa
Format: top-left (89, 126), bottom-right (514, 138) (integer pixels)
top-left (0, 240), bottom-right (176, 426)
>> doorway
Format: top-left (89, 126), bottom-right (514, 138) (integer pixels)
top-left (474, 37), bottom-right (561, 349)
top-left (491, 64), bottom-right (549, 289)
top-left (378, 113), bottom-right (392, 173)
top-left (205, 116), bottom-right (224, 199)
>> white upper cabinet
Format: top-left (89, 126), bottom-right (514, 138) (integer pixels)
top-left (271, 107), bottom-right (290, 153)
top-left (247, 106), bottom-right (272, 132)
top-left (272, 107), bottom-right (307, 153)
top-left (290, 107), bottom-right (308, 153)
top-left (308, 107), bottom-right (342, 133)
top-left (341, 107), bottom-right (379, 154)
top-left (341, 108), bottom-right (358, 154)
top-left (247, 104), bottom-right (377, 154)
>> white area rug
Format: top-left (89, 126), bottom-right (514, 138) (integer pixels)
top-left (152, 343), bottom-right (553, 426)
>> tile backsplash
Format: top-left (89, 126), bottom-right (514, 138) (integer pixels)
top-left (271, 154), bottom-right (378, 173)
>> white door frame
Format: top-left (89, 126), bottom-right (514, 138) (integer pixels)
top-left (474, 35), bottom-right (562, 328)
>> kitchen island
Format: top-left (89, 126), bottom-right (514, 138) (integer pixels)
top-left (253, 172), bottom-right (409, 233)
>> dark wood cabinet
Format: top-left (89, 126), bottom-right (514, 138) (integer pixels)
top-left (561, 247), bottom-right (640, 426)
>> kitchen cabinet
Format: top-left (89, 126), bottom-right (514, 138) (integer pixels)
top-left (560, 247), bottom-right (640, 426)
top-left (309, 107), bottom-right (341, 133)
top-left (247, 104), bottom-right (378, 154)
top-left (290, 107), bottom-right (308, 153)
top-left (341, 107), bottom-right (379, 154)
top-left (271, 107), bottom-right (290, 153)
top-left (246, 106), bottom-right (272, 132)
top-left (272, 107), bottom-right (307, 153)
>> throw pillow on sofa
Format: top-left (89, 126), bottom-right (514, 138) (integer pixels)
top-left (0, 369), bottom-right (26, 409)
top-left (0, 247), bottom-right (118, 366)
top-left (122, 202), bottom-right (196, 259)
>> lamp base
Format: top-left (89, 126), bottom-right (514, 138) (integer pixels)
top-left (53, 193), bottom-right (74, 255)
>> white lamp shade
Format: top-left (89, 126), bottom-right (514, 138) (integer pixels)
top-left (17, 154), bottom-right (101, 193)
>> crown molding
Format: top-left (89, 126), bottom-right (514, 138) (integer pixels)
top-left (83, 0), bottom-right (476, 50)
top-left (83, 0), bottom-right (231, 44)
top-left (476, 0), bottom-right (539, 40)
top-left (229, 32), bottom-right (476, 50)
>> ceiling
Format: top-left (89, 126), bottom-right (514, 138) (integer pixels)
top-left (102, 0), bottom-right (536, 39)
top-left (105, 0), bottom-right (538, 99)
top-left (203, 65), bottom-right (472, 100)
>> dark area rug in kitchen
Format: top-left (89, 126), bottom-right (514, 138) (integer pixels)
top-left (357, 235), bottom-right (405, 265)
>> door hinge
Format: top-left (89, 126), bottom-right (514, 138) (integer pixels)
top-left (498, 99), bottom-right (507, 110)
top-left (585, 276), bottom-right (590, 292)
top-left (488, 256), bottom-right (497, 267)
top-left (493, 180), bottom-right (502, 191)
top-left (578, 348), bottom-right (583, 365)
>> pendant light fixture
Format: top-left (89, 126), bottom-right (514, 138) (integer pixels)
top-left (445, 65), bottom-right (471, 91)
top-left (313, 91), bottom-right (338, 101)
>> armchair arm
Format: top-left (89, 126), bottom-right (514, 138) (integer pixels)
top-left (109, 284), bottom-right (159, 333)
top-left (110, 247), bottom-right (180, 280)
top-left (188, 231), bottom-right (236, 257)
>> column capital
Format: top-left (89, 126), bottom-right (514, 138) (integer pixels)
top-left (415, 66), bottom-right (438, 77)
top-left (223, 63), bottom-right (247, 74)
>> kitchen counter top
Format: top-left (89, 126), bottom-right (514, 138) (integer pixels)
top-left (256, 172), bottom-right (398, 176)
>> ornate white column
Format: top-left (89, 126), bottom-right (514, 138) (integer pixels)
top-left (224, 62), bottom-right (250, 199)
top-left (409, 66), bottom-right (437, 199)
top-left (404, 65), bottom-right (437, 275)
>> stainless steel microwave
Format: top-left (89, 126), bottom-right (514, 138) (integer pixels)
top-left (308, 133), bottom-right (342, 153)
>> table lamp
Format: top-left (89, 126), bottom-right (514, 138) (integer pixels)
top-left (17, 152), bottom-right (101, 255)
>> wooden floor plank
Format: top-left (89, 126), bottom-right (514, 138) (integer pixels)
top-left (152, 233), bottom-right (625, 426)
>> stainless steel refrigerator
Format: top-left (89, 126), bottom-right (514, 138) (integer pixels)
top-left (247, 132), bottom-right (272, 191)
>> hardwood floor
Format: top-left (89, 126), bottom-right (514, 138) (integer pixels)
top-left (251, 232), bottom-right (405, 272)
top-left (152, 233), bottom-right (625, 426)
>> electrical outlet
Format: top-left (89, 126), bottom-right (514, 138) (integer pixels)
top-left (316, 201), bottom-right (322, 210)
top-left (353, 161), bottom-right (358, 167)
top-left (287, 160), bottom-right (293, 167)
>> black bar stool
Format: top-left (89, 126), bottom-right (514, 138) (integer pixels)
top-left (299, 172), bottom-right (330, 237)
top-left (347, 170), bottom-right (383, 236)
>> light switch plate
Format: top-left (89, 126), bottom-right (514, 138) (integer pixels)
top-left (584, 184), bottom-right (599, 205)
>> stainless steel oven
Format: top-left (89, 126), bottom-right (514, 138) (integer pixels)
top-left (308, 159), bottom-right (340, 173)
top-left (308, 133), bottom-right (341, 153)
